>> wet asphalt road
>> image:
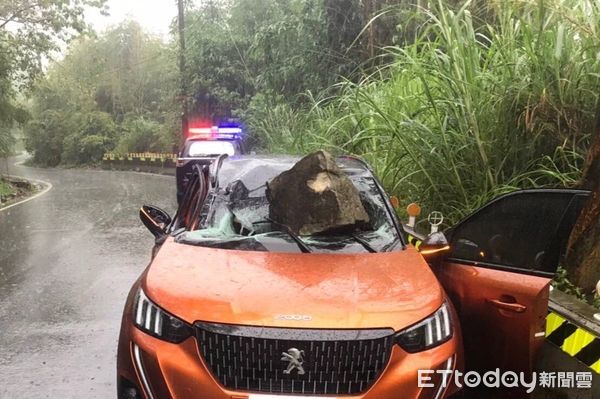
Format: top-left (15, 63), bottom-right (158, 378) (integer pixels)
top-left (0, 156), bottom-right (176, 398)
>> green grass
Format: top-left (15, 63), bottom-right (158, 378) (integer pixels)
top-left (0, 179), bottom-right (15, 198)
top-left (553, 267), bottom-right (600, 309)
top-left (246, 0), bottom-right (599, 225)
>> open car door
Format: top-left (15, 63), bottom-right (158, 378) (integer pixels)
top-left (432, 189), bottom-right (590, 376)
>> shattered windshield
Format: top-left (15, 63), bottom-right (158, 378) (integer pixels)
top-left (175, 157), bottom-right (402, 253)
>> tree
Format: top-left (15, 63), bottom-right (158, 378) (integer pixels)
top-left (0, 0), bottom-right (107, 88)
top-left (25, 109), bottom-right (69, 166)
top-left (565, 107), bottom-right (600, 292)
top-left (62, 111), bottom-right (117, 165)
top-left (25, 21), bottom-right (178, 164)
top-left (0, 0), bottom-right (106, 157)
top-left (324, 0), bottom-right (363, 71)
top-left (184, 0), bottom-right (255, 119)
top-left (183, 0), bottom-right (387, 121)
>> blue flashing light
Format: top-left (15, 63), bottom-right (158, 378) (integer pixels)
top-left (217, 121), bottom-right (242, 128)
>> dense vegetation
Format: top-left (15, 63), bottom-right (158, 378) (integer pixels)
top-left (0, 0), bottom-right (107, 158)
top-left (180, 0), bottom-right (599, 224)
top-left (3, 0), bottom-right (598, 226)
top-left (182, 0), bottom-right (397, 118)
top-left (246, 0), bottom-right (600, 223)
top-left (25, 21), bottom-right (178, 166)
top-left (22, 0), bottom-right (390, 164)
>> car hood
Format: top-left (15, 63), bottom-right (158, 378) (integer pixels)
top-left (143, 238), bottom-right (444, 331)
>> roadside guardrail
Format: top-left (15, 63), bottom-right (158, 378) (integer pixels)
top-left (102, 153), bottom-right (177, 175)
top-left (547, 289), bottom-right (600, 374)
top-left (102, 152), bottom-right (177, 165)
top-left (537, 290), bottom-right (600, 397)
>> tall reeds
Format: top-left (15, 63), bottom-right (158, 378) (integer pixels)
top-left (247, 0), bottom-right (600, 224)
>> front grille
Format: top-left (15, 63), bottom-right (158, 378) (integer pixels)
top-left (195, 322), bottom-right (394, 395)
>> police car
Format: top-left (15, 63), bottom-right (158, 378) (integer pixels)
top-left (176, 123), bottom-right (244, 203)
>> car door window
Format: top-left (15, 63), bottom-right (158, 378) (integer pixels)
top-left (447, 191), bottom-right (589, 275)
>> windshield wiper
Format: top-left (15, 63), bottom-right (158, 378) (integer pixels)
top-left (253, 219), bottom-right (312, 253)
top-left (351, 233), bottom-right (378, 253)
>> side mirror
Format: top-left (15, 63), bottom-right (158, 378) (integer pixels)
top-left (419, 232), bottom-right (450, 260)
top-left (139, 205), bottom-right (171, 238)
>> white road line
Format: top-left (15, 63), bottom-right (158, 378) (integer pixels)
top-left (0, 175), bottom-right (53, 212)
top-left (2, 154), bottom-right (171, 212)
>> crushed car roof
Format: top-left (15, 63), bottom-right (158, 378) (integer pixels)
top-left (216, 155), bottom-right (374, 189)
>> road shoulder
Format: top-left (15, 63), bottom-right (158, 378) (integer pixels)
top-left (0, 175), bottom-right (52, 211)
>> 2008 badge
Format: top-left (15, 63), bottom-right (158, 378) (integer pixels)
top-left (275, 314), bottom-right (312, 321)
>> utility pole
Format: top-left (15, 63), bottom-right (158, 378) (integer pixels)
top-left (177, 0), bottom-right (188, 148)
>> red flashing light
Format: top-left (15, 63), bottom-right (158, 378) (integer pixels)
top-left (189, 127), bottom-right (213, 135)
top-left (187, 125), bottom-right (242, 140)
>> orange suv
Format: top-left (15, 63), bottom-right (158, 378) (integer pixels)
top-left (117, 155), bottom-right (589, 399)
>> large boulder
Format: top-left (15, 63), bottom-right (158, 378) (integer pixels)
top-left (266, 151), bottom-right (370, 235)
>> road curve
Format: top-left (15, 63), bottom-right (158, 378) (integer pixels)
top-left (0, 156), bottom-right (176, 398)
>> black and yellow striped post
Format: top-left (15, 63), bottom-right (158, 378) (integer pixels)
top-left (546, 311), bottom-right (600, 373)
top-left (406, 234), bottom-right (423, 251)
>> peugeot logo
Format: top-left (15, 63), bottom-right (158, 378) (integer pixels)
top-left (281, 348), bottom-right (305, 375)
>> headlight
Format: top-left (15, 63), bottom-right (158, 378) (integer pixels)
top-left (133, 288), bottom-right (193, 343)
top-left (395, 302), bottom-right (453, 352)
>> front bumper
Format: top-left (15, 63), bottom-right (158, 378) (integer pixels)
top-left (117, 323), bottom-right (463, 399)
